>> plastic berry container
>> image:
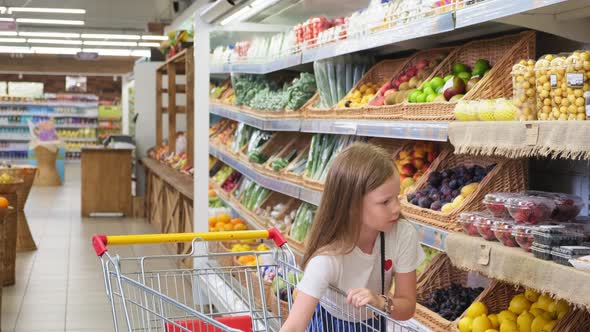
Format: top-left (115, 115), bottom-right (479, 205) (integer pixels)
top-left (505, 195), bottom-right (556, 225)
top-left (492, 220), bottom-right (518, 247)
top-left (458, 211), bottom-right (485, 237)
top-left (532, 243), bottom-right (553, 260)
top-left (475, 216), bottom-right (503, 241)
top-left (527, 191), bottom-right (583, 221)
top-left (483, 192), bottom-right (521, 218)
top-left (533, 226), bottom-right (584, 246)
top-left (550, 246), bottom-right (590, 267)
top-left (551, 249), bottom-right (574, 266)
top-left (513, 225), bottom-right (536, 252)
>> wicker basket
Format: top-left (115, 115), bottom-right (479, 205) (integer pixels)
top-left (265, 134), bottom-right (312, 180)
top-left (302, 174), bottom-right (324, 192)
top-left (364, 47), bottom-right (456, 120)
top-left (400, 153), bottom-right (528, 231)
top-left (256, 191), bottom-right (299, 231)
top-left (281, 145), bottom-right (310, 186)
top-left (402, 31), bottom-right (536, 121)
top-left (415, 254), bottom-right (476, 332)
top-left (1, 166), bottom-right (37, 252)
top-left (397, 142), bottom-right (453, 195)
top-left (324, 58), bottom-right (409, 119)
top-left (0, 207), bottom-right (15, 288)
top-left (240, 132), bottom-right (296, 168)
top-left (269, 285), bottom-right (291, 321)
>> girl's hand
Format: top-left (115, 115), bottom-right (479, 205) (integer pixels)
top-left (346, 288), bottom-right (382, 308)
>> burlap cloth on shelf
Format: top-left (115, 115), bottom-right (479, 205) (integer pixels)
top-left (448, 121), bottom-right (590, 159)
top-left (446, 232), bottom-right (590, 310)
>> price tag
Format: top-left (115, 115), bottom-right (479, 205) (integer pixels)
top-left (566, 72), bottom-right (584, 88)
top-left (525, 123), bottom-right (539, 146)
top-left (478, 244), bottom-right (491, 266)
top-left (550, 74), bottom-right (558, 88)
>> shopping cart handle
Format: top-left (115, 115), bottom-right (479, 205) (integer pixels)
top-left (92, 228), bottom-right (288, 257)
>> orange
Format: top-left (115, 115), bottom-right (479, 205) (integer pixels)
top-left (208, 216), bottom-right (217, 226)
top-left (217, 214), bottom-right (231, 224)
top-left (234, 223), bottom-right (247, 231)
top-left (208, 189), bottom-right (217, 198)
top-left (230, 218), bottom-right (242, 225)
top-left (216, 226), bottom-right (226, 232)
top-left (215, 222), bottom-right (226, 229)
top-left (223, 223), bottom-right (234, 231)
top-left (0, 197), bottom-right (9, 208)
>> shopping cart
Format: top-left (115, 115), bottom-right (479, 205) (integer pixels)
top-left (91, 228), bottom-right (421, 332)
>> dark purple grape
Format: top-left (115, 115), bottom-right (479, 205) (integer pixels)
top-left (430, 201), bottom-right (443, 211)
top-left (418, 197), bottom-right (433, 209)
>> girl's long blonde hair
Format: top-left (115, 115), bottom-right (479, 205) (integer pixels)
top-left (301, 142), bottom-right (395, 269)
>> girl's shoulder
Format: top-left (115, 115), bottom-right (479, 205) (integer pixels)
top-left (385, 218), bottom-right (417, 240)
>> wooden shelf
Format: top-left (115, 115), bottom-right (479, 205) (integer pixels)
top-left (141, 157), bottom-right (193, 199)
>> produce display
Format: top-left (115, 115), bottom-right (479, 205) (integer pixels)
top-left (210, 81), bottom-right (236, 105)
top-left (512, 59), bottom-right (537, 120)
top-left (210, 120), bottom-right (237, 147)
top-left (406, 164), bottom-right (494, 213)
top-left (221, 171), bottom-right (242, 193)
top-left (313, 54), bottom-right (374, 108)
top-left (244, 130), bottom-right (272, 161)
top-left (457, 291), bottom-right (571, 332)
top-left (513, 225), bottom-right (536, 252)
top-left (295, 16), bottom-right (347, 49)
top-left (233, 243), bottom-right (270, 266)
top-left (289, 203), bottom-right (317, 242)
top-left (270, 149), bottom-right (298, 172)
top-left (369, 55), bottom-right (447, 106)
top-left (286, 154), bottom-right (308, 175)
top-left (416, 245), bottom-right (441, 276)
top-left (505, 195), bottom-right (555, 225)
top-left (336, 80), bottom-right (383, 109)
top-left (258, 202), bottom-right (298, 233)
top-left (231, 123), bottom-right (254, 154)
top-left (453, 99), bottom-right (519, 121)
top-left (423, 283), bottom-right (484, 321)
top-left (395, 141), bottom-right (440, 194)
top-left (231, 73), bottom-right (316, 111)
top-left (483, 192), bottom-right (521, 218)
top-left (305, 134), bottom-right (360, 182)
top-left (57, 128), bottom-right (97, 139)
top-left (239, 181), bottom-right (271, 212)
top-left (208, 214), bottom-right (248, 232)
top-left (212, 165), bottom-right (234, 185)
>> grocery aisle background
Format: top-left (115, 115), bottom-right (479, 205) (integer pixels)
top-left (1, 164), bottom-right (169, 332)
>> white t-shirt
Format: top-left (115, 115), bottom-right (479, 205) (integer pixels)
top-left (296, 219), bottom-right (425, 319)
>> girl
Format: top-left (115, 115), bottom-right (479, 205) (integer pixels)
top-left (281, 142), bottom-right (425, 332)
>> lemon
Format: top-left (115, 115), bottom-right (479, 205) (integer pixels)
top-left (546, 302), bottom-right (558, 319)
top-left (458, 316), bottom-right (474, 332)
top-left (485, 330), bottom-right (499, 332)
top-left (452, 195), bottom-right (465, 208)
top-left (441, 202), bottom-right (454, 213)
top-left (525, 289), bottom-right (540, 302)
top-left (529, 309), bottom-right (546, 317)
top-left (466, 302), bottom-right (489, 318)
top-left (509, 294), bottom-right (531, 315)
top-left (536, 295), bottom-right (553, 311)
top-left (517, 311), bottom-right (534, 332)
top-left (473, 315), bottom-right (493, 332)
top-left (541, 320), bottom-right (557, 332)
top-left (498, 310), bottom-right (517, 325)
top-left (531, 316), bottom-right (550, 332)
top-left (555, 299), bottom-right (570, 317)
top-left (461, 183), bottom-right (479, 197)
top-left (488, 314), bottom-right (500, 329)
top-left (500, 320), bottom-right (518, 332)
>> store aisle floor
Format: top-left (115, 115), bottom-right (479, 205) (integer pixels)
top-left (2, 165), bottom-right (168, 332)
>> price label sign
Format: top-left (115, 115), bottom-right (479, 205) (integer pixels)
top-left (525, 123), bottom-right (539, 146)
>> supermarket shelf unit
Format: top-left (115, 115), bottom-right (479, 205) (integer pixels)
top-left (156, 48), bottom-right (195, 167)
top-left (0, 96), bottom-right (99, 161)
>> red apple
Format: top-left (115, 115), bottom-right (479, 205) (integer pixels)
top-left (392, 79), bottom-right (401, 88)
top-left (384, 89), bottom-right (397, 97)
top-left (415, 59), bottom-right (429, 70)
top-left (400, 164), bottom-right (417, 177)
top-left (427, 151), bottom-right (438, 163)
top-left (399, 75), bottom-right (409, 83)
top-left (378, 82), bottom-right (393, 96)
top-left (412, 158), bottom-right (425, 170)
top-left (368, 95), bottom-right (385, 106)
top-left (407, 67), bottom-right (418, 77)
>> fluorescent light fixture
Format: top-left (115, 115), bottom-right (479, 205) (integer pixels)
top-left (0, 31), bottom-right (17, 36)
top-left (0, 7), bottom-right (5, 14)
top-left (131, 49), bottom-right (151, 57)
top-left (81, 33), bottom-right (140, 40)
top-left (220, 7), bottom-right (253, 26)
top-left (28, 38), bottom-right (83, 45)
top-left (8, 7), bottom-right (86, 14)
top-left (141, 35), bottom-right (167, 41)
top-left (83, 40), bottom-right (137, 47)
top-left (0, 38), bottom-right (26, 43)
top-left (220, 0), bottom-right (279, 26)
top-left (32, 46), bottom-right (81, 54)
top-left (0, 46), bottom-right (33, 53)
top-left (19, 31), bottom-right (80, 38)
top-left (82, 48), bottom-right (131, 56)
top-left (138, 42), bottom-right (160, 47)
top-left (16, 18), bottom-right (84, 25)
top-left (0, 18), bottom-right (14, 22)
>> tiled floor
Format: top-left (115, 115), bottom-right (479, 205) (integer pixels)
top-left (1, 165), bottom-right (168, 332)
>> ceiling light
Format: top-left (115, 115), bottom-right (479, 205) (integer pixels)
top-left (19, 31), bottom-right (80, 38)
top-left (83, 40), bottom-right (137, 47)
top-left (28, 38), bottom-right (83, 45)
top-left (0, 31), bottom-right (17, 36)
top-left (0, 46), bottom-right (32, 53)
top-left (138, 42), bottom-right (160, 47)
top-left (8, 7), bottom-right (85, 14)
top-left (32, 46), bottom-right (81, 54)
top-left (220, 7), bottom-right (253, 26)
top-left (82, 48), bottom-right (131, 56)
top-left (141, 35), bottom-right (167, 41)
top-left (131, 50), bottom-right (151, 57)
top-left (0, 18), bottom-right (14, 22)
top-left (81, 34), bottom-right (140, 40)
top-left (0, 38), bottom-right (26, 43)
top-left (16, 18), bottom-right (84, 25)
top-left (0, 7), bottom-right (5, 14)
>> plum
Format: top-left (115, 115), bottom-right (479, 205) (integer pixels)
top-left (449, 179), bottom-right (460, 190)
top-left (430, 193), bottom-right (441, 202)
top-left (410, 197), bottom-right (420, 206)
top-left (441, 185), bottom-right (452, 196)
top-left (451, 189), bottom-right (460, 198)
top-left (418, 197), bottom-right (433, 209)
top-left (430, 201), bottom-right (443, 211)
top-left (407, 192), bottom-right (417, 202)
top-left (428, 172), bottom-right (442, 187)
